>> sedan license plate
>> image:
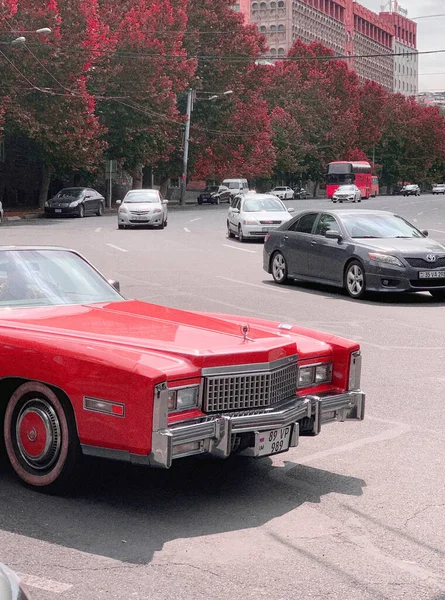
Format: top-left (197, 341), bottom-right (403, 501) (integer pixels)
top-left (262, 227), bottom-right (270, 232)
top-left (55, 209), bottom-right (62, 213)
top-left (258, 426), bottom-right (292, 457)
top-left (419, 271), bottom-right (445, 279)
top-left (133, 215), bottom-right (149, 221)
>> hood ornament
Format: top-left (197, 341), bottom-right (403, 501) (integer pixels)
top-left (240, 323), bottom-right (253, 342)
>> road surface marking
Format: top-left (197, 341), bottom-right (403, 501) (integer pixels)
top-left (417, 212), bottom-right (423, 216)
top-left (18, 573), bottom-right (73, 594)
top-left (95, 227), bottom-right (102, 232)
top-left (432, 208), bottom-right (439, 211)
top-left (222, 244), bottom-right (257, 254)
top-left (183, 227), bottom-right (191, 233)
top-left (380, 206), bottom-right (388, 209)
top-left (430, 228), bottom-right (445, 234)
top-left (106, 243), bottom-right (128, 253)
top-left (190, 218), bottom-right (201, 222)
top-left (217, 276), bottom-right (290, 294)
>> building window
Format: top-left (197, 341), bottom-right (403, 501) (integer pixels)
top-left (270, 1), bottom-right (276, 6)
top-left (270, 24), bottom-right (277, 31)
top-left (278, 24), bottom-right (284, 30)
top-left (270, 48), bottom-right (277, 55)
top-left (259, 25), bottom-right (267, 32)
top-left (278, 47), bottom-right (285, 54)
top-left (252, 2), bottom-right (258, 7)
top-left (277, 0), bottom-right (284, 6)
top-left (260, 2), bottom-right (266, 8)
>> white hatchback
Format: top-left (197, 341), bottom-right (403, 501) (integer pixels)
top-left (117, 189), bottom-right (168, 229)
top-left (227, 193), bottom-right (294, 242)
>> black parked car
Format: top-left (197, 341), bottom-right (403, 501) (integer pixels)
top-left (264, 209), bottom-right (445, 300)
top-left (45, 187), bottom-right (105, 218)
top-left (197, 185), bottom-right (231, 205)
top-left (402, 184), bottom-right (421, 197)
top-left (293, 187), bottom-right (309, 199)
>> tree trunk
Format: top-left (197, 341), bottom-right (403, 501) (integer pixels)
top-left (142, 166), bottom-right (153, 188)
top-left (39, 162), bottom-right (52, 208)
top-left (131, 164), bottom-right (143, 189)
top-left (159, 176), bottom-right (169, 198)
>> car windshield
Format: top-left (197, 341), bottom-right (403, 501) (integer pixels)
top-left (337, 186), bottom-right (356, 192)
top-left (225, 182), bottom-right (240, 189)
top-left (405, 185), bottom-right (417, 189)
top-left (243, 198), bottom-right (285, 212)
top-left (0, 250), bottom-right (123, 308)
top-left (342, 214), bottom-right (423, 239)
top-left (274, 187), bottom-right (286, 191)
top-left (55, 189), bottom-right (84, 199)
top-left (124, 191), bottom-right (159, 203)
top-left (206, 186), bottom-right (219, 192)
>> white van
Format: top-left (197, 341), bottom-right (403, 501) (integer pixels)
top-left (222, 178), bottom-right (249, 198)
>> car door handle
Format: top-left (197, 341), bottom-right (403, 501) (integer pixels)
top-left (310, 240), bottom-right (317, 246)
top-left (283, 235), bottom-right (289, 240)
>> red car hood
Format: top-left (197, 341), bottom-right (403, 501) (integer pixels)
top-left (0, 300), bottom-right (331, 368)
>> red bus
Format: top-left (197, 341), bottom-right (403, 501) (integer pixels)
top-left (326, 161), bottom-right (375, 199)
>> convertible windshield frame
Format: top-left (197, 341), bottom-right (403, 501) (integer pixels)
top-left (0, 249), bottom-right (123, 309)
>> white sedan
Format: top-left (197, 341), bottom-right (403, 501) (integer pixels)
top-left (227, 193), bottom-right (294, 242)
top-left (117, 189), bottom-right (168, 229)
top-left (332, 185), bottom-right (361, 203)
top-left (270, 186), bottom-right (294, 200)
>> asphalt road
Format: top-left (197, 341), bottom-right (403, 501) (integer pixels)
top-left (0, 194), bottom-right (445, 600)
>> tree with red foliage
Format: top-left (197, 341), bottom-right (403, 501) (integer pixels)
top-left (264, 40), bottom-right (361, 184)
top-left (181, 0), bottom-right (276, 181)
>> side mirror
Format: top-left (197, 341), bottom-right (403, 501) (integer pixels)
top-left (422, 230), bottom-right (429, 237)
top-left (325, 230), bottom-right (343, 242)
top-left (232, 208), bottom-right (239, 213)
top-left (116, 200), bottom-right (122, 205)
top-left (288, 208), bottom-right (295, 213)
top-left (108, 279), bottom-right (121, 293)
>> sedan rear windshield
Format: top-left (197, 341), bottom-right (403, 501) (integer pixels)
top-left (336, 186), bottom-right (356, 192)
top-left (342, 214), bottom-right (423, 239)
top-left (124, 192), bottom-right (159, 203)
top-left (55, 189), bottom-right (84, 199)
top-left (243, 198), bottom-right (285, 212)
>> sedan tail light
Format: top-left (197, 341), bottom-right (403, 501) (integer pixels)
top-left (264, 233), bottom-right (271, 242)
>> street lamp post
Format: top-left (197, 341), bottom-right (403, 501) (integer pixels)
top-left (179, 89), bottom-right (233, 206)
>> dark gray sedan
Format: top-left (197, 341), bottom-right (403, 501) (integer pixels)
top-left (263, 209), bottom-right (445, 300)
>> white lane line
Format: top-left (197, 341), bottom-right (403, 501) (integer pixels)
top-left (417, 212), bottom-right (423, 216)
top-left (106, 243), bottom-right (128, 253)
top-left (217, 276), bottom-right (290, 294)
top-left (222, 244), bottom-right (257, 254)
top-left (18, 573), bottom-right (73, 594)
top-left (190, 217), bottom-right (202, 222)
top-left (432, 208), bottom-right (439, 211)
top-left (380, 206), bottom-right (388, 209)
top-left (95, 227), bottom-right (102, 232)
top-left (430, 228), bottom-right (445, 234)
top-left (183, 227), bottom-right (191, 233)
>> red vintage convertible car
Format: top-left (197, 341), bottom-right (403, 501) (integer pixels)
top-left (0, 247), bottom-right (365, 492)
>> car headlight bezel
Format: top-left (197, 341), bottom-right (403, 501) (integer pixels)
top-left (167, 385), bottom-right (200, 412)
top-left (69, 200), bottom-right (79, 208)
top-left (298, 363), bottom-right (333, 389)
top-left (368, 252), bottom-right (403, 267)
top-left (243, 219), bottom-right (258, 225)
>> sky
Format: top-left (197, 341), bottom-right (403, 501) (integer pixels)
top-left (362, 0), bottom-right (445, 93)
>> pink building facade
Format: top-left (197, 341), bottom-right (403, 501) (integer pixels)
top-left (243, 0), bottom-right (418, 93)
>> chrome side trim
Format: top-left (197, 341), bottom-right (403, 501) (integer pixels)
top-left (201, 354), bottom-right (298, 376)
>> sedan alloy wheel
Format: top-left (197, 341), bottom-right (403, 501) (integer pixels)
top-left (78, 204), bottom-right (85, 218)
top-left (227, 221), bottom-right (235, 238)
top-left (272, 251), bottom-right (288, 284)
top-left (345, 261), bottom-right (366, 299)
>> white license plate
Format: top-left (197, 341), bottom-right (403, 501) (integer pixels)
top-left (258, 426), bottom-right (292, 457)
top-left (419, 271), bottom-right (445, 279)
top-left (133, 215), bottom-right (149, 221)
top-left (55, 209), bottom-right (62, 213)
top-left (262, 227), bottom-right (270, 232)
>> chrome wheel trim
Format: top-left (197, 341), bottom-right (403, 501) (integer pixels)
top-left (15, 398), bottom-right (61, 470)
top-left (346, 264), bottom-right (364, 297)
top-left (272, 253), bottom-right (286, 281)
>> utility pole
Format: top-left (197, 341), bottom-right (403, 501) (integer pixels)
top-left (180, 88), bottom-right (193, 206)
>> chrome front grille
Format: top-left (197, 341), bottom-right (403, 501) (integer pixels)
top-left (405, 257), bottom-right (445, 268)
top-left (203, 358), bottom-right (298, 413)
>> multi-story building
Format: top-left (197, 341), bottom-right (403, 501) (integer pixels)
top-left (244, 0), bottom-right (417, 93)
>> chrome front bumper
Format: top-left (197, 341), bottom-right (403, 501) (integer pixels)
top-left (147, 390), bottom-right (365, 469)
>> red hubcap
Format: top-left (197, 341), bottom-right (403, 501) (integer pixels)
top-left (18, 411), bottom-right (48, 458)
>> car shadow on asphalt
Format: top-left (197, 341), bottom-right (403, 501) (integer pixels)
top-left (0, 454), bottom-right (365, 565)
top-left (261, 279), bottom-right (445, 308)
